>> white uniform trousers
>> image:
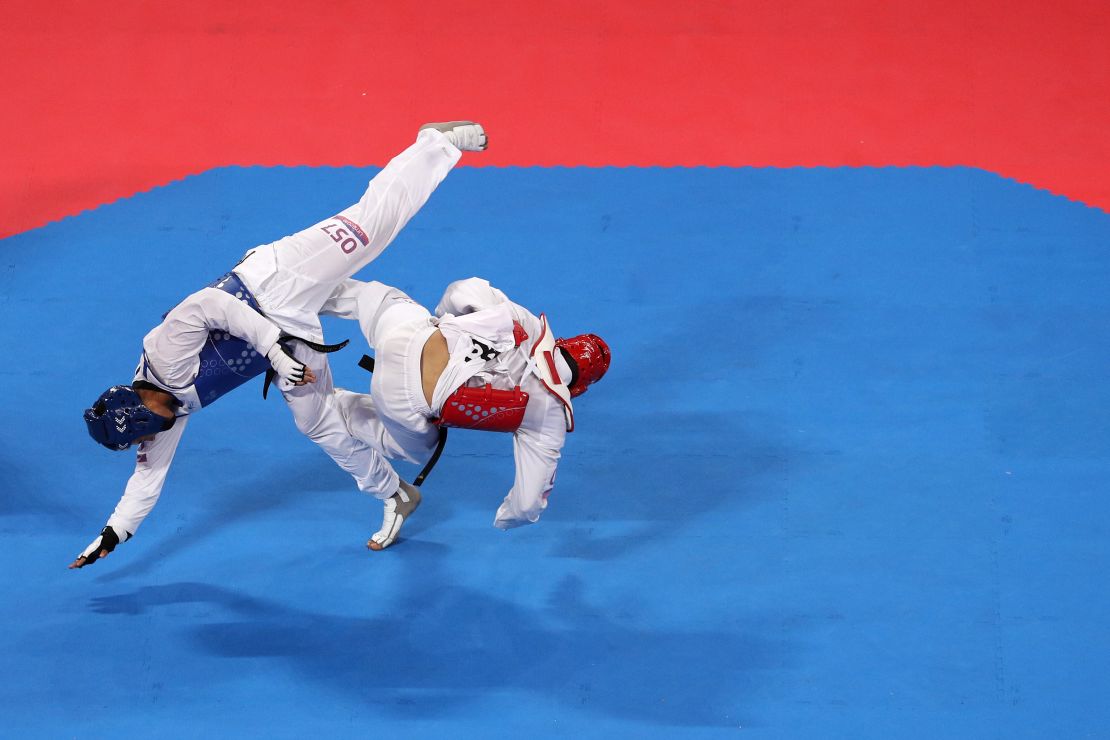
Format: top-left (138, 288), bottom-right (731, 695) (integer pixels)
top-left (236, 128), bottom-right (461, 498)
top-left (324, 280), bottom-right (443, 470)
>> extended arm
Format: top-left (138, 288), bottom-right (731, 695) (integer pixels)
top-left (495, 427), bottom-right (562, 530)
top-left (70, 415), bottom-right (190, 568)
top-left (494, 390), bottom-right (568, 530)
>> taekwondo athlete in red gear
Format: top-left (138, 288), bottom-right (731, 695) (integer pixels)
top-left (325, 276), bottom-right (611, 550)
top-left (71, 122), bottom-right (489, 569)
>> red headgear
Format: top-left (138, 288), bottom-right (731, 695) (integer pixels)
top-left (555, 333), bottom-right (610, 397)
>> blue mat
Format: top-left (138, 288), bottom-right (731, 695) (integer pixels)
top-left (2, 165), bottom-right (1109, 737)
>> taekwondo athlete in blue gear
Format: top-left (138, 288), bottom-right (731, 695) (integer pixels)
top-left (84, 272), bottom-right (328, 455)
top-left (71, 121), bottom-right (489, 569)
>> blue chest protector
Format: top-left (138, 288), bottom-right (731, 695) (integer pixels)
top-left (194, 272), bottom-right (271, 408)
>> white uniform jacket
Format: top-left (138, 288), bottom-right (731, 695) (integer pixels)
top-left (434, 278), bottom-right (574, 530)
top-left (106, 288), bottom-right (282, 537)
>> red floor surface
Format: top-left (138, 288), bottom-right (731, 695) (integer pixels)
top-left (3, 0), bottom-right (1108, 237)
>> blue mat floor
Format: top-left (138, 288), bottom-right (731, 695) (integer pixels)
top-left (2, 165), bottom-right (1109, 737)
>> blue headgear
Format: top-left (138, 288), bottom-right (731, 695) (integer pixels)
top-left (84, 385), bottom-right (174, 450)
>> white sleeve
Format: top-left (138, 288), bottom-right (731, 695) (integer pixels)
top-left (436, 277), bottom-right (543, 340)
top-left (435, 277), bottom-right (511, 317)
top-left (106, 415), bottom-right (190, 537)
top-left (493, 392), bottom-right (567, 530)
top-left (143, 288), bottom-right (282, 388)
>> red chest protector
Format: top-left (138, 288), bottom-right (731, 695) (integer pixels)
top-left (436, 320), bottom-right (531, 432)
top-left (437, 383), bottom-right (529, 432)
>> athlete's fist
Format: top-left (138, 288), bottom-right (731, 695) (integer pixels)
top-left (69, 525), bottom-right (125, 569)
top-left (266, 342), bottom-right (316, 385)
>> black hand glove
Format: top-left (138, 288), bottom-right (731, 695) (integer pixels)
top-left (75, 525), bottom-right (123, 566)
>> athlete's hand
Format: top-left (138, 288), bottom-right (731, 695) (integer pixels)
top-left (69, 526), bottom-right (123, 569)
top-left (266, 343), bottom-right (316, 385)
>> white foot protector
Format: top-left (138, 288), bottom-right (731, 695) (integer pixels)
top-left (419, 121), bottom-right (488, 151)
top-left (367, 480), bottom-right (422, 551)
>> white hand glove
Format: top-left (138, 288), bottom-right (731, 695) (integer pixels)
top-left (266, 342), bottom-right (308, 385)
